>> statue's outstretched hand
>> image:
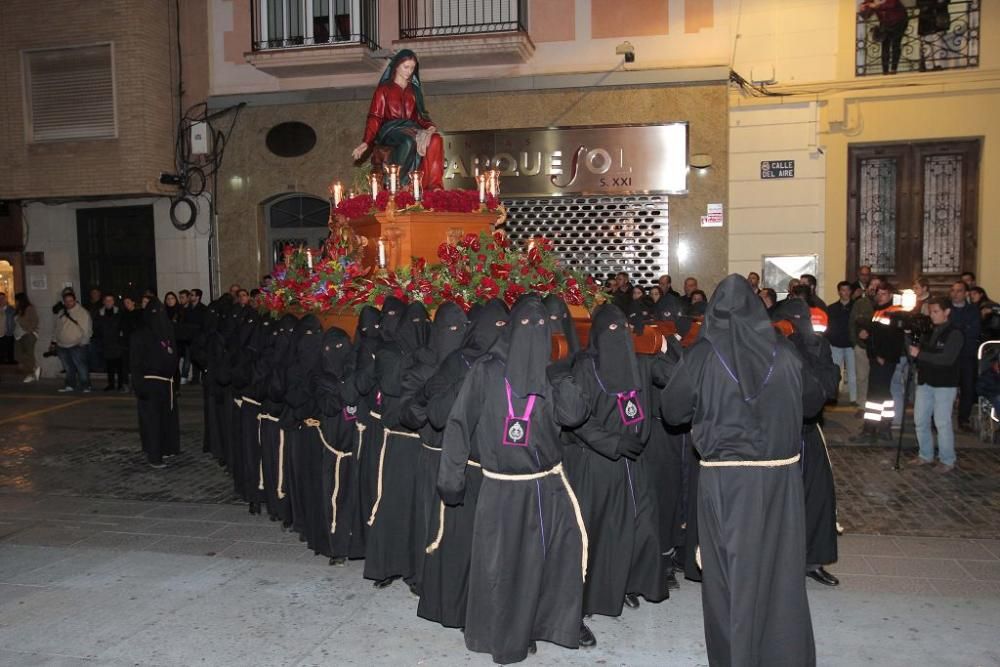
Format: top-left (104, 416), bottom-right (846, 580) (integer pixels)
top-left (352, 142), bottom-right (368, 161)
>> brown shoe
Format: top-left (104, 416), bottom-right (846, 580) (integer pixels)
top-left (907, 456), bottom-right (932, 467)
top-left (934, 462), bottom-right (955, 474)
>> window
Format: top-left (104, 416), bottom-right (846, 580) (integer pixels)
top-left (847, 140), bottom-right (980, 290)
top-left (265, 194), bottom-right (331, 267)
top-left (252, 0), bottom-right (379, 49)
top-left (22, 43), bottom-right (116, 142)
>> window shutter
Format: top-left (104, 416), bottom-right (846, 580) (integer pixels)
top-left (24, 44), bottom-right (116, 142)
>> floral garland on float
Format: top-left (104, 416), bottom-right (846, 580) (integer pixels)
top-left (257, 229), bottom-right (600, 318)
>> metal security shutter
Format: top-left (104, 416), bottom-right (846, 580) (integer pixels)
top-left (503, 195), bottom-right (668, 286)
top-left (24, 43), bottom-right (116, 142)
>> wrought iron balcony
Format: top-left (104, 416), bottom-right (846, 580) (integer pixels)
top-left (250, 0), bottom-right (380, 51)
top-left (398, 0), bottom-right (527, 39)
top-left (247, 0), bottom-right (382, 76)
top-left (855, 0), bottom-right (979, 76)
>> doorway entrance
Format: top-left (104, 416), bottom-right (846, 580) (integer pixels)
top-left (847, 139), bottom-right (980, 292)
top-left (76, 205), bottom-right (158, 300)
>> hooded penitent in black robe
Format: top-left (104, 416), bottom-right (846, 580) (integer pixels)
top-left (284, 315), bottom-right (323, 544)
top-left (260, 314), bottom-right (298, 525)
top-left (438, 295), bottom-right (590, 665)
top-left (416, 299), bottom-right (508, 628)
top-left (129, 296), bottom-right (180, 465)
top-left (772, 299), bottom-right (841, 569)
top-left (564, 304), bottom-right (669, 617)
top-left (543, 293), bottom-right (581, 354)
top-left (191, 298), bottom-right (220, 454)
top-left (312, 327), bottom-right (361, 560)
top-left (364, 301), bottom-right (429, 585)
top-left (216, 303), bottom-right (245, 475)
top-left (226, 307), bottom-right (256, 500)
top-left (659, 274), bottom-right (824, 667)
top-left (239, 315), bottom-right (274, 513)
top-left (203, 296), bottom-right (233, 462)
top-left (349, 305), bottom-right (383, 558)
top-left (400, 302), bottom-right (469, 593)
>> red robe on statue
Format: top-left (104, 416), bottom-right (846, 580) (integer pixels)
top-left (363, 83), bottom-right (444, 190)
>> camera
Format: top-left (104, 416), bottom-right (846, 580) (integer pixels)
top-left (888, 310), bottom-right (933, 345)
top-left (42, 342), bottom-right (58, 358)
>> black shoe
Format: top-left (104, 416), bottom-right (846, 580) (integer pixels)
top-left (666, 570), bottom-right (680, 591)
top-left (624, 594), bottom-right (640, 609)
top-left (329, 556), bottom-right (347, 567)
top-left (248, 502), bottom-right (260, 515)
top-left (281, 521), bottom-right (293, 532)
top-left (408, 581), bottom-right (420, 597)
top-left (527, 641), bottom-right (537, 655)
top-left (579, 622), bottom-right (596, 648)
top-left (849, 429), bottom-right (876, 443)
top-left (148, 461), bottom-right (166, 469)
top-left (373, 576), bottom-right (398, 589)
top-left (806, 567), bottom-right (840, 587)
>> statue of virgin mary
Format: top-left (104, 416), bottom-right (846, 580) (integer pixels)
top-left (351, 50), bottom-right (444, 190)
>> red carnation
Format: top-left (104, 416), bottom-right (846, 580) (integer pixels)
top-left (490, 263), bottom-right (512, 280)
top-left (476, 277), bottom-right (500, 300)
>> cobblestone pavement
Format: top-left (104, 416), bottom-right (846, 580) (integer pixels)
top-left (1, 382), bottom-right (999, 665)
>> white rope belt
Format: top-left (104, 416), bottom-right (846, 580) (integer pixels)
top-left (234, 398), bottom-right (243, 408)
top-left (239, 394), bottom-right (264, 490)
top-left (305, 418), bottom-right (353, 534)
top-left (424, 454), bottom-right (482, 555)
top-left (143, 375), bottom-right (175, 411)
top-left (366, 426), bottom-right (420, 527)
top-left (699, 454), bottom-right (800, 468)
top-left (355, 422), bottom-right (367, 461)
top-left (481, 462), bottom-right (589, 582)
top-left (242, 396), bottom-right (262, 406)
top-left (257, 413), bottom-right (285, 498)
top-left (370, 411), bottom-right (382, 420)
top-left (816, 425), bottom-right (844, 534)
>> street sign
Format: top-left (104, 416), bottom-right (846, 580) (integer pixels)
top-left (761, 160), bottom-right (795, 179)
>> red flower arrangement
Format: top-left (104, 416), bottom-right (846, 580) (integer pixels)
top-left (333, 188), bottom-right (501, 221)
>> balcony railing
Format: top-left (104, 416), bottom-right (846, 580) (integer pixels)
top-left (250, 0), bottom-right (379, 51)
top-left (399, 0), bottom-right (527, 39)
top-left (856, 0), bottom-right (979, 76)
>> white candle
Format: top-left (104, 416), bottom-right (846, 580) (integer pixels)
top-left (370, 173), bottom-right (380, 197)
top-left (377, 238), bottom-right (386, 268)
top-left (487, 169), bottom-right (499, 197)
top-left (332, 182), bottom-right (343, 207)
top-left (412, 171), bottom-right (422, 202)
top-left (306, 249), bottom-right (313, 269)
top-left (477, 174), bottom-right (486, 203)
top-left (388, 165), bottom-right (399, 195)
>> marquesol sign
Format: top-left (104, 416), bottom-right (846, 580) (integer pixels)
top-left (442, 123), bottom-right (689, 197)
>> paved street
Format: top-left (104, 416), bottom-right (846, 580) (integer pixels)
top-left (1, 382), bottom-right (999, 666)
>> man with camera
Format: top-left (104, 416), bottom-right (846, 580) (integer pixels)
top-left (909, 297), bottom-right (964, 472)
top-left (51, 289), bottom-right (93, 393)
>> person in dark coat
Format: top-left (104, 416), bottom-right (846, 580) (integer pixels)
top-left (94, 294), bottom-right (124, 391)
top-left (259, 313), bottom-right (298, 525)
top-left (416, 298), bottom-right (508, 629)
top-left (563, 304), bottom-right (669, 627)
top-left (129, 296), bottom-right (180, 468)
top-left (364, 301), bottom-right (431, 590)
top-left (438, 294), bottom-right (590, 664)
top-left (349, 305), bottom-right (385, 558)
top-left (119, 294), bottom-right (142, 393)
top-left (238, 315), bottom-right (274, 516)
top-left (772, 299), bottom-right (842, 587)
top-left (659, 274), bottom-right (824, 667)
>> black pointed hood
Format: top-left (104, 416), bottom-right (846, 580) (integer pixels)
top-left (320, 327), bottom-right (354, 379)
top-left (502, 294), bottom-right (550, 397)
top-left (543, 294), bottom-right (580, 354)
top-left (464, 298), bottom-right (509, 357)
top-left (379, 296), bottom-right (406, 342)
top-left (430, 302), bottom-right (468, 362)
top-left (395, 302), bottom-right (431, 354)
top-left (703, 274), bottom-right (778, 402)
top-left (586, 304), bottom-right (641, 394)
top-left (142, 295), bottom-right (174, 343)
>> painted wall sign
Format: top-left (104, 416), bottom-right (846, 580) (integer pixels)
top-left (442, 123), bottom-right (689, 196)
top-left (760, 160), bottom-right (795, 179)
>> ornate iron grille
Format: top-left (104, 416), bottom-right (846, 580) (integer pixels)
top-left (399, 0), bottom-right (527, 39)
top-left (855, 0), bottom-right (979, 76)
top-left (502, 196), bottom-right (668, 286)
top-left (858, 158), bottom-right (897, 274)
top-left (921, 154), bottom-right (964, 274)
top-left (251, 0), bottom-right (380, 51)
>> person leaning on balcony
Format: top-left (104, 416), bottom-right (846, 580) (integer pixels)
top-left (860, 0), bottom-right (909, 74)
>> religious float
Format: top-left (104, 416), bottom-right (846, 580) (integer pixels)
top-left (256, 49), bottom-right (694, 355)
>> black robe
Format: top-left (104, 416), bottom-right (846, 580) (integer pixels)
top-left (285, 316), bottom-right (324, 548)
top-left (349, 305), bottom-right (384, 558)
top-left (313, 327), bottom-right (361, 559)
top-left (438, 296), bottom-right (589, 665)
top-left (772, 300), bottom-right (842, 569)
top-left (415, 299), bottom-right (508, 628)
top-left (260, 314), bottom-right (298, 525)
top-left (130, 297), bottom-right (180, 465)
top-left (238, 316), bottom-right (274, 510)
top-left (660, 275), bottom-right (823, 667)
top-left (363, 301), bottom-right (429, 583)
top-left (564, 305), bottom-right (669, 616)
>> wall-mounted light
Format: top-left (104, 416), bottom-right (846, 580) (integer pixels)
top-left (690, 153), bottom-right (713, 171)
